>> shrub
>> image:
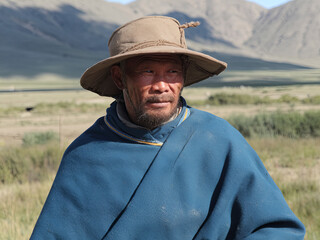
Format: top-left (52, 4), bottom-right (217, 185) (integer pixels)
top-left (0, 131), bottom-right (62, 184)
top-left (207, 93), bottom-right (271, 105)
top-left (302, 95), bottom-right (320, 105)
top-left (0, 106), bottom-right (25, 116)
top-left (22, 131), bottom-right (59, 146)
top-left (203, 93), bottom-right (320, 106)
top-left (34, 101), bottom-right (105, 114)
top-left (276, 94), bottom-right (299, 104)
top-left (0, 143), bottom-right (63, 184)
top-left (302, 111), bottom-right (320, 137)
top-left (228, 111), bottom-right (320, 138)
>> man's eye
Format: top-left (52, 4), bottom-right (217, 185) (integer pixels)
top-left (169, 70), bottom-right (181, 73)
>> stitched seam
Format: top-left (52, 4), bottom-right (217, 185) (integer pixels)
top-left (104, 116), bottom-right (163, 146)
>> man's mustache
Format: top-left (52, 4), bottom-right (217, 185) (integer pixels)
top-left (146, 95), bottom-right (175, 103)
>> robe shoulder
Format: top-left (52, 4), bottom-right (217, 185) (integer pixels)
top-left (63, 116), bottom-right (110, 155)
top-left (184, 108), bottom-right (305, 239)
top-left (30, 116), bottom-right (162, 239)
top-left (187, 107), bottom-right (252, 151)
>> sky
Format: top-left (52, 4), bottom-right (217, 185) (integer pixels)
top-left (106, 0), bottom-right (292, 9)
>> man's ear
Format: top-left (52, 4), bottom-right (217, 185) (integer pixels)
top-left (111, 65), bottom-right (125, 90)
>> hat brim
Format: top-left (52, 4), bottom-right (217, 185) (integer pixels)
top-left (80, 45), bottom-right (227, 97)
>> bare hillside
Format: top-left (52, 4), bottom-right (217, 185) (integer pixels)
top-left (130, 0), bottom-right (266, 47)
top-left (0, 0), bottom-right (317, 78)
top-left (246, 0), bottom-right (320, 64)
top-left (0, 0), bottom-right (137, 77)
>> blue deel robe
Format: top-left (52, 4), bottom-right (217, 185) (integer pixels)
top-left (31, 98), bottom-right (305, 239)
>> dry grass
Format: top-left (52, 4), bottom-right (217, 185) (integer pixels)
top-left (1, 85), bottom-right (320, 145)
top-left (1, 83), bottom-right (320, 239)
top-left (0, 176), bottom-right (55, 239)
top-left (249, 137), bottom-right (320, 239)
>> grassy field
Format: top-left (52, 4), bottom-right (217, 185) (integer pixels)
top-left (0, 73), bottom-right (320, 239)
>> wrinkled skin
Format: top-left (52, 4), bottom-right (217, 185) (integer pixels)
top-left (111, 54), bottom-right (184, 129)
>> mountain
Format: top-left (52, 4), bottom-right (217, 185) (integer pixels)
top-left (0, 0), bottom-right (136, 77)
top-left (0, 0), bottom-right (318, 78)
top-left (130, 0), bottom-right (266, 47)
top-left (245, 0), bottom-right (320, 64)
top-left (0, 0), bottom-right (136, 51)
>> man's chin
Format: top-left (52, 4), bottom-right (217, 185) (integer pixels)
top-left (145, 108), bottom-right (175, 120)
top-left (136, 109), bottom-right (178, 129)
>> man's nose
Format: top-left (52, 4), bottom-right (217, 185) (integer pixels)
top-left (151, 74), bottom-right (169, 93)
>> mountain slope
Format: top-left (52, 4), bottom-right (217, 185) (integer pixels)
top-left (246, 0), bottom-right (320, 62)
top-left (130, 0), bottom-right (266, 47)
top-left (0, 0), bottom-right (317, 78)
top-left (0, 0), bottom-right (137, 77)
top-left (0, 0), bottom-right (136, 52)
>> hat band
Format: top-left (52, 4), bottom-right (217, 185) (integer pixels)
top-left (118, 40), bottom-right (185, 55)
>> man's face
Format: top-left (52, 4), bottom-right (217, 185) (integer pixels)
top-left (112, 54), bottom-right (184, 129)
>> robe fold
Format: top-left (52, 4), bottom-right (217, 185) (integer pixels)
top-left (31, 98), bottom-right (305, 239)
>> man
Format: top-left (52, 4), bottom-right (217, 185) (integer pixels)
top-left (31, 16), bottom-right (305, 239)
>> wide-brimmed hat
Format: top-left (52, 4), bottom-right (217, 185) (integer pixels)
top-left (80, 16), bottom-right (227, 97)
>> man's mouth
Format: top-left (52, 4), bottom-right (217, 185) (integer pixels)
top-left (146, 101), bottom-right (170, 108)
top-left (145, 96), bottom-right (174, 108)
top-left (146, 95), bottom-right (174, 104)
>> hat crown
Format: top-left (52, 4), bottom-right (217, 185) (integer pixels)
top-left (108, 16), bottom-right (187, 57)
top-left (80, 15), bottom-right (226, 97)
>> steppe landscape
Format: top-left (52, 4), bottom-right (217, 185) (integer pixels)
top-left (0, 0), bottom-right (319, 239)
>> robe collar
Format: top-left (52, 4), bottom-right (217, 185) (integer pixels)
top-left (105, 97), bottom-right (190, 146)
